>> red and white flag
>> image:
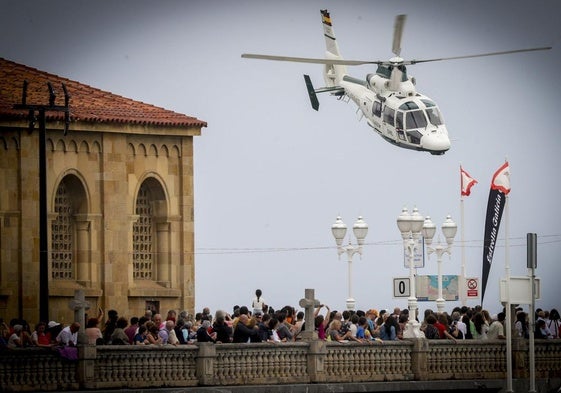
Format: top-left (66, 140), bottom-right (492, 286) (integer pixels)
top-left (460, 166), bottom-right (478, 196)
top-left (490, 161), bottom-right (511, 195)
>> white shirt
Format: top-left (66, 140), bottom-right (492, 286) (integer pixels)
top-left (56, 326), bottom-right (77, 346)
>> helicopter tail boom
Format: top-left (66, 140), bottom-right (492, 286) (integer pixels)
top-left (321, 9), bottom-right (348, 87)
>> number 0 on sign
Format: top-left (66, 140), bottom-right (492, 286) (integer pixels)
top-left (393, 278), bottom-right (410, 298)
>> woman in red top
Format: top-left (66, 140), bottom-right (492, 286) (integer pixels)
top-left (31, 322), bottom-right (52, 347)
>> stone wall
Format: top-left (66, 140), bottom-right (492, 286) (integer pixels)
top-left (1, 339), bottom-right (560, 392)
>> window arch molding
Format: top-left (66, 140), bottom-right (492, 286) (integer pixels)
top-left (132, 173), bottom-right (171, 285)
top-left (50, 170), bottom-right (91, 283)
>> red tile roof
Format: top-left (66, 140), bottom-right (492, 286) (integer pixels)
top-left (0, 57), bottom-right (207, 129)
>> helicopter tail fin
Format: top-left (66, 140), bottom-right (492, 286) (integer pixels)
top-left (321, 9), bottom-right (347, 87)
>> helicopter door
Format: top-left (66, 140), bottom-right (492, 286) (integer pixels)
top-left (382, 105), bottom-right (396, 138)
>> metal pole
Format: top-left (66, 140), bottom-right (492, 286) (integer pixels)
top-left (38, 110), bottom-right (49, 322)
top-left (504, 196), bottom-right (513, 393)
top-left (528, 232), bottom-right (537, 393)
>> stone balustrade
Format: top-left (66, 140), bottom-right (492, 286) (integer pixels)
top-left (0, 339), bottom-right (560, 392)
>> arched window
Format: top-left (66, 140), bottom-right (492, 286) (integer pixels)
top-left (133, 178), bottom-right (169, 284)
top-left (52, 180), bottom-right (74, 279)
top-left (51, 174), bottom-right (88, 281)
top-left (133, 183), bottom-right (154, 280)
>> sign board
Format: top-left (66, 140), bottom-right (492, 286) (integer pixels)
top-left (466, 277), bottom-right (479, 299)
top-left (393, 277), bottom-right (410, 298)
top-left (499, 276), bottom-right (541, 304)
top-left (403, 237), bottom-right (425, 268)
top-left (416, 275), bottom-right (459, 301)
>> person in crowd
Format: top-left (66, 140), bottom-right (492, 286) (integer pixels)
top-left (436, 313), bottom-right (457, 341)
top-left (378, 314), bottom-right (399, 341)
top-left (276, 311), bottom-right (294, 342)
top-left (57, 322), bottom-right (80, 346)
top-left (356, 316), bottom-right (372, 342)
top-left (46, 321), bottom-right (63, 343)
top-left (252, 289), bottom-right (266, 315)
top-left (134, 325), bottom-right (148, 345)
top-left (85, 317), bottom-right (103, 345)
top-left (487, 312), bottom-right (506, 340)
top-left (548, 309), bottom-right (560, 339)
top-left (31, 321), bottom-right (53, 347)
top-left (424, 314), bottom-right (440, 339)
top-left (165, 320), bottom-right (179, 345)
top-left (174, 318), bottom-right (188, 344)
top-left (153, 314), bottom-right (164, 330)
top-left (196, 320), bottom-right (216, 343)
top-left (110, 317), bottom-right (130, 345)
top-left (535, 319), bottom-right (551, 339)
top-left (515, 311), bottom-right (529, 338)
top-left (145, 321), bottom-right (163, 345)
top-left (7, 324), bottom-right (26, 348)
top-left (102, 309), bottom-right (119, 344)
top-left (472, 312), bottom-right (489, 340)
top-left (125, 317), bottom-right (139, 344)
top-left (213, 310), bottom-right (233, 343)
top-left (232, 314), bottom-right (259, 343)
top-left (293, 311), bottom-right (305, 339)
top-left (267, 317), bottom-right (283, 342)
top-left (328, 319), bottom-right (353, 342)
top-left (314, 304), bottom-right (331, 341)
top-left (166, 310), bottom-right (177, 323)
top-left (451, 311), bottom-right (467, 338)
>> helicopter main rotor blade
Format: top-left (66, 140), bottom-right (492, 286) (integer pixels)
top-left (392, 15), bottom-right (406, 57)
top-left (407, 46), bottom-right (552, 65)
top-left (242, 53), bottom-right (383, 66)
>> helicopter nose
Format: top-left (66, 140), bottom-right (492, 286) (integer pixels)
top-left (422, 131), bottom-right (451, 154)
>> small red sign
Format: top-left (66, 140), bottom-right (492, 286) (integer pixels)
top-left (467, 289), bottom-right (478, 297)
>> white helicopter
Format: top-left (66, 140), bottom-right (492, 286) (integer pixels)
top-left (242, 10), bottom-right (551, 155)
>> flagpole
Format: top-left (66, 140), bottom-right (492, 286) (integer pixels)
top-left (460, 191), bottom-right (467, 306)
top-left (504, 160), bottom-right (513, 393)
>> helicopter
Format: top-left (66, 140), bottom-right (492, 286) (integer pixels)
top-left (242, 10), bottom-right (551, 155)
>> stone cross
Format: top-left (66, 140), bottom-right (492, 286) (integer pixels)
top-left (298, 288), bottom-right (320, 340)
top-left (68, 289), bottom-right (90, 332)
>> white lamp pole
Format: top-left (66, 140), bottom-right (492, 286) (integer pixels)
top-left (422, 215), bottom-right (457, 314)
top-left (332, 216), bottom-right (368, 311)
top-left (396, 206), bottom-right (424, 338)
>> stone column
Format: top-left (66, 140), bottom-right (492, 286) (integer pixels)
top-left (196, 342), bottom-right (216, 385)
top-left (307, 339), bottom-right (327, 383)
top-left (74, 216), bottom-right (91, 284)
top-left (77, 345), bottom-right (98, 389)
top-left (410, 338), bottom-right (429, 381)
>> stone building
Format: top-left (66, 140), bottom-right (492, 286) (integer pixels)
top-left (0, 58), bottom-right (206, 324)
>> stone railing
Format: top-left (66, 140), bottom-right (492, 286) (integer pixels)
top-left (1, 339), bottom-right (560, 392)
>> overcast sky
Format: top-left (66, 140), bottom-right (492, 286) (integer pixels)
top-left (1, 0), bottom-right (560, 316)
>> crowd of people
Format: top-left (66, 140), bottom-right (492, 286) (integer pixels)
top-left (1, 289), bottom-right (559, 349)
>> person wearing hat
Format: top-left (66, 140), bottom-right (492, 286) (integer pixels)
top-left (7, 324), bottom-right (25, 348)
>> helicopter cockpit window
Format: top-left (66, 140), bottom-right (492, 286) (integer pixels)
top-left (383, 106), bottom-right (395, 126)
top-left (399, 101), bottom-right (419, 110)
top-left (426, 107), bottom-right (443, 126)
top-left (373, 101), bottom-right (382, 117)
top-left (396, 111), bottom-right (404, 130)
top-left (421, 99), bottom-right (436, 107)
top-left (405, 110), bottom-right (427, 130)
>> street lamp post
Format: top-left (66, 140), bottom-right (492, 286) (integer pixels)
top-left (331, 216), bottom-right (368, 311)
top-left (396, 206), bottom-right (425, 338)
top-left (422, 215), bottom-right (458, 314)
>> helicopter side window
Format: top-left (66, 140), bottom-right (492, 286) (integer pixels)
top-left (383, 106), bottom-right (395, 126)
top-left (373, 101), bottom-right (382, 117)
top-left (396, 111), bottom-right (404, 130)
top-left (405, 110), bottom-right (427, 129)
top-left (426, 107), bottom-right (443, 126)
